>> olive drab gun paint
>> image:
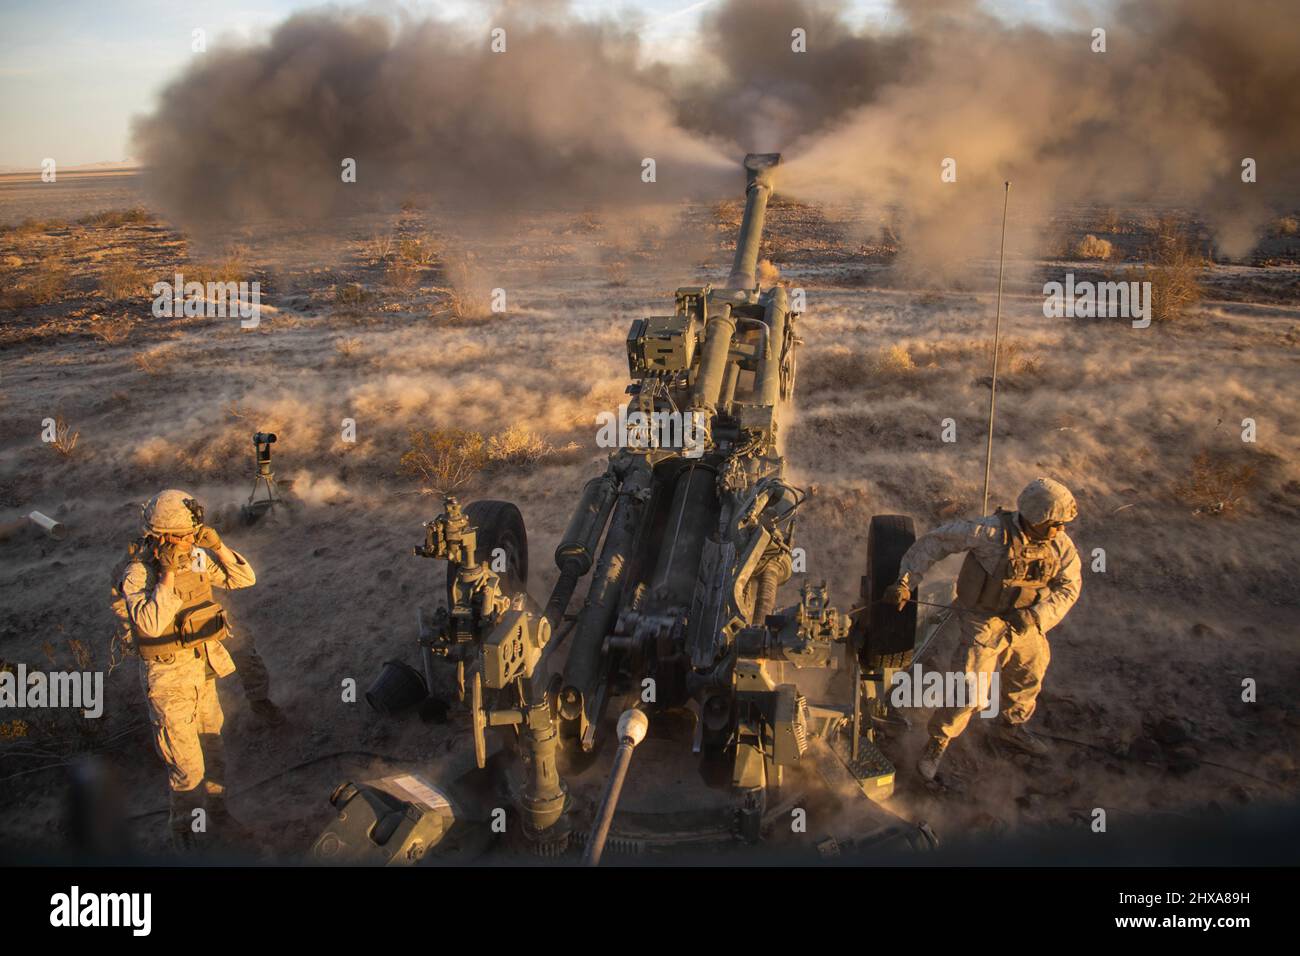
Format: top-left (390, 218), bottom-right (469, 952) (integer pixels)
top-left (315, 156), bottom-right (936, 864)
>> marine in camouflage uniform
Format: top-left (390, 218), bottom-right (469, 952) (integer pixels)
top-left (116, 489), bottom-right (259, 850)
top-left (884, 477), bottom-right (1082, 782)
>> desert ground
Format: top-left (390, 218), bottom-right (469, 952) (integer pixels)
top-left (1, 169), bottom-right (1298, 862)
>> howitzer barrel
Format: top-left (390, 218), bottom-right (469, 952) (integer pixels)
top-left (726, 153), bottom-right (781, 289)
top-left (690, 303), bottom-right (735, 412)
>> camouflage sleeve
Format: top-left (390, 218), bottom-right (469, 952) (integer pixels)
top-left (1029, 536), bottom-right (1082, 633)
top-left (897, 518), bottom-right (992, 590)
top-left (208, 547), bottom-right (256, 590)
top-left (120, 559), bottom-right (181, 638)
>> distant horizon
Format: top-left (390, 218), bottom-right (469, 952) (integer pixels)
top-left (0, 160), bottom-right (141, 174)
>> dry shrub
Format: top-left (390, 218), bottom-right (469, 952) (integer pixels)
top-left (980, 339), bottom-right (1037, 372)
top-left (2, 258), bottom-right (70, 307)
top-left (428, 286), bottom-right (470, 320)
top-left (335, 282), bottom-right (369, 306)
top-left (999, 341), bottom-right (1043, 377)
top-left (1174, 449), bottom-right (1256, 516)
top-left (49, 416), bottom-right (79, 457)
top-left (133, 345), bottom-right (175, 376)
top-left (1075, 234), bottom-right (1113, 260)
top-left (1129, 220), bottom-right (1205, 323)
top-left (1011, 353), bottom-right (1042, 377)
top-left (400, 427), bottom-right (488, 492)
top-left (428, 258), bottom-right (493, 320)
top-left (62, 229), bottom-right (94, 258)
top-left (187, 250), bottom-right (246, 287)
top-left (363, 232), bottom-right (396, 265)
top-left (99, 259), bottom-right (148, 300)
top-left (431, 253), bottom-right (493, 322)
top-left (384, 259), bottom-right (420, 291)
top-left (486, 425), bottom-right (552, 468)
top-left (397, 236), bottom-right (441, 266)
top-left (89, 314), bottom-right (134, 344)
top-left (334, 336), bottom-right (363, 357)
top-left (28, 259), bottom-right (70, 304)
top-left (873, 344), bottom-right (917, 378)
top-left (79, 207), bottom-right (152, 228)
top-left (8, 217), bottom-right (69, 237)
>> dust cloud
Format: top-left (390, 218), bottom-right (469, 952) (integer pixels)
top-left (134, 0), bottom-right (1300, 266)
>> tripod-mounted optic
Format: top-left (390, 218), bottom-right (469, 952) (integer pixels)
top-left (242, 431), bottom-right (280, 523)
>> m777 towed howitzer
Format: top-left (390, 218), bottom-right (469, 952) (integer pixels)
top-left (313, 154), bottom-right (936, 864)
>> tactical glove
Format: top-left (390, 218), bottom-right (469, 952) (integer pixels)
top-left (154, 540), bottom-right (191, 572)
top-left (195, 525), bottom-right (222, 550)
top-left (883, 580), bottom-right (911, 612)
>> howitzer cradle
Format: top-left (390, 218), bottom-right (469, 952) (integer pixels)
top-left (313, 154), bottom-right (933, 864)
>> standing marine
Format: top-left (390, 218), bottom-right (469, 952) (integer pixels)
top-left (112, 490), bottom-right (259, 851)
top-left (884, 477), bottom-right (1082, 782)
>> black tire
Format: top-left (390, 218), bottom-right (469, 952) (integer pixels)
top-left (780, 330), bottom-right (797, 402)
top-left (858, 514), bottom-right (917, 669)
top-left (445, 500), bottom-right (529, 602)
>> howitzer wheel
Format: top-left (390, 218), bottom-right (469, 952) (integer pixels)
top-left (446, 499), bottom-right (530, 602)
top-left (857, 514), bottom-right (918, 669)
top-left (780, 339), bottom-right (797, 402)
top-left (470, 671), bottom-right (487, 769)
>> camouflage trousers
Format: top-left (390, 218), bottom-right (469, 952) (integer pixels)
top-left (224, 625), bottom-right (271, 703)
top-left (927, 610), bottom-right (1051, 744)
top-left (139, 645), bottom-right (230, 797)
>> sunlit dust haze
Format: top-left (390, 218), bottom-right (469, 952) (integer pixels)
top-left (133, 0), bottom-right (1300, 269)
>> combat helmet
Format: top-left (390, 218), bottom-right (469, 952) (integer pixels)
top-left (142, 489), bottom-right (204, 535)
top-left (1016, 477), bottom-right (1078, 525)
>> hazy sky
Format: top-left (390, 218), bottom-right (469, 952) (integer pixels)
top-left (0, 0), bottom-right (1062, 169)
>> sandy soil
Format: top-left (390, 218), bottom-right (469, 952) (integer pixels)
top-left (1, 171), bottom-right (1298, 861)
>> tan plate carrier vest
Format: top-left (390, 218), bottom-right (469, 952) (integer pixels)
top-left (119, 540), bottom-right (231, 659)
top-left (955, 509), bottom-right (1061, 616)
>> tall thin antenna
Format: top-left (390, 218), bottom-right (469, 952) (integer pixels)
top-left (981, 181), bottom-right (1011, 517)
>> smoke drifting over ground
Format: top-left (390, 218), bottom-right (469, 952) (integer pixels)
top-left (777, 0), bottom-right (1300, 267)
top-left (135, 0), bottom-right (1300, 265)
top-left (132, 7), bottom-right (734, 226)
